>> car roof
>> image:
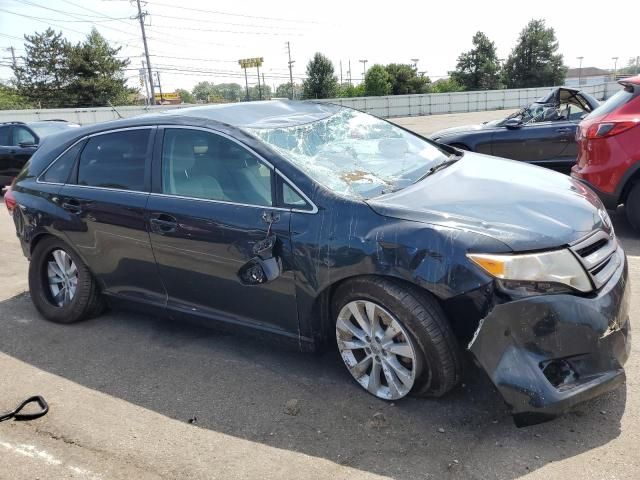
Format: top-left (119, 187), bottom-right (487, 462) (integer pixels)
top-left (159, 100), bottom-right (341, 129)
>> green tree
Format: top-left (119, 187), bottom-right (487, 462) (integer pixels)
top-left (13, 28), bottom-right (73, 108)
top-left (384, 64), bottom-right (430, 95)
top-left (302, 53), bottom-right (338, 99)
top-left (0, 82), bottom-right (31, 109)
top-left (248, 84), bottom-right (272, 101)
top-left (619, 58), bottom-right (640, 76)
top-left (67, 28), bottom-right (134, 106)
top-left (215, 83), bottom-right (243, 102)
top-left (364, 64), bottom-right (391, 96)
top-left (502, 19), bottom-right (567, 88)
top-left (337, 82), bottom-right (365, 98)
top-left (275, 82), bottom-right (302, 99)
top-left (175, 88), bottom-right (195, 104)
top-left (192, 81), bottom-right (217, 102)
top-left (431, 78), bottom-right (463, 93)
top-left (450, 32), bottom-right (502, 90)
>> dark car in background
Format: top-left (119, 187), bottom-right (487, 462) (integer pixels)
top-left (8, 101), bottom-right (629, 425)
top-left (430, 87), bottom-right (600, 174)
top-left (572, 76), bottom-right (640, 229)
top-left (0, 120), bottom-right (80, 186)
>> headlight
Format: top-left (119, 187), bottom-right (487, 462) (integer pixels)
top-left (467, 249), bottom-right (592, 294)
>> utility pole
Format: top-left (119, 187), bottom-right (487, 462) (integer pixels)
top-left (256, 63), bottom-right (262, 100)
top-left (339, 60), bottom-right (343, 84)
top-left (286, 41), bottom-right (295, 100)
top-left (577, 56), bottom-right (584, 86)
top-left (612, 57), bottom-right (619, 80)
top-left (348, 60), bottom-right (352, 85)
top-left (9, 46), bottom-right (16, 69)
top-left (359, 59), bottom-right (368, 80)
top-left (262, 72), bottom-right (266, 99)
top-left (136, 0), bottom-right (155, 105)
top-left (140, 63), bottom-right (149, 106)
top-left (155, 71), bottom-right (164, 104)
top-left (636, 56), bottom-right (640, 75)
top-left (243, 66), bottom-right (249, 101)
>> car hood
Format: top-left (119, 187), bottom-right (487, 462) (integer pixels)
top-left (430, 122), bottom-right (497, 139)
top-left (367, 152), bottom-right (609, 252)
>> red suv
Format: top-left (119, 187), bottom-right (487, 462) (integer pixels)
top-left (571, 76), bottom-right (640, 229)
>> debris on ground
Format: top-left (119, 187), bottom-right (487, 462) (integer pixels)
top-left (285, 399), bottom-right (300, 416)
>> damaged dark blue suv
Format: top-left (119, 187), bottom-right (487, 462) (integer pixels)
top-left (8, 101), bottom-right (630, 425)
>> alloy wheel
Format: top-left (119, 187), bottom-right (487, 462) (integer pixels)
top-left (336, 300), bottom-right (419, 400)
top-left (46, 249), bottom-right (78, 307)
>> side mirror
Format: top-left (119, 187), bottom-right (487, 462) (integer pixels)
top-left (238, 234), bottom-right (283, 285)
top-left (18, 141), bottom-right (37, 148)
top-left (504, 118), bottom-right (523, 129)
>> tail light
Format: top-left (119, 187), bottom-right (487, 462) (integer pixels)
top-left (585, 120), bottom-right (639, 139)
top-left (3, 178), bottom-right (17, 216)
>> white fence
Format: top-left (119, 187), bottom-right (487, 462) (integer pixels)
top-left (0, 82), bottom-right (621, 125)
top-left (317, 82), bottom-right (619, 118)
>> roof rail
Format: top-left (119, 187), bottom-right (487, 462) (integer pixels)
top-left (41, 119), bottom-right (68, 122)
top-left (1, 121), bottom-right (26, 125)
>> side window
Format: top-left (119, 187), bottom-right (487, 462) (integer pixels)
top-left (42, 141), bottom-right (84, 184)
top-left (161, 128), bottom-right (272, 206)
top-left (77, 129), bottom-right (150, 191)
top-left (282, 181), bottom-right (311, 210)
top-left (13, 127), bottom-right (37, 145)
top-left (0, 126), bottom-right (10, 145)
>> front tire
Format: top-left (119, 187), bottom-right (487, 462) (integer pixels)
top-left (333, 277), bottom-right (461, 400)
top-left (29, 237), bottom-right (104, 324)
top-left (625, 182), bottom-right (640, 232)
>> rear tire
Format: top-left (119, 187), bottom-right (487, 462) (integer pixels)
top-left (625, 182), bottom-right (640, 232)
top-left (28, 237), bottom-right (105, 324)
top-left (333, 277), bottom-right (462, 400)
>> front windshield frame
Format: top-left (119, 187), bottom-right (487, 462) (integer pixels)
top-left (246, 107), bottom-right (455, 200)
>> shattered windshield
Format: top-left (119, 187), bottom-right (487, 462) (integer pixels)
top-left (247, 108), bottom-right (448, 199)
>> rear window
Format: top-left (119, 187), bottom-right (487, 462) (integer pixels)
top-left (77, 129), bottom-right (151, 191)
top-left (42, 141), bottom-right (84, 184)
top-left (585, 88), bottom-right (635, 120)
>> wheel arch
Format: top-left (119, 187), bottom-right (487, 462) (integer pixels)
top-left (307, 273), bottom-right (450, 348)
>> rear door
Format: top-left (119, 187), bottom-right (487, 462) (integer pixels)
top-left (0, 125), bottom-right (12, 183)
top-left (56, 127), bottom-right (166, 305)
top-left (146, 126), bottom-right (300, 337)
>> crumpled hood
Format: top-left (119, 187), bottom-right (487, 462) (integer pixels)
top-left (367, 152), bottom-right (609, 252)
top-left (430, 122), bottom-right (493, 139)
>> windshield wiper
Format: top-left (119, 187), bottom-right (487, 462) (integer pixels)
top-left (413, 153), bottom-right (463, 184)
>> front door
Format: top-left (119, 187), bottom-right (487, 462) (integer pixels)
top-left (147, 126), bottom-right (299, 336)
top-left (57, 127), bottom-right (166, 305)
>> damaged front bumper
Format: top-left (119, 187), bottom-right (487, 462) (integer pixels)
top-left (469, 247), bottom-right (631, 426)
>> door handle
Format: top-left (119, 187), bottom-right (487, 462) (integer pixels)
top-left (61, 199), bottom-right (81, 214)
top-left (150, 214), bottom-right (177, 234)
top-left (555, 128), bottom-right (572, 133)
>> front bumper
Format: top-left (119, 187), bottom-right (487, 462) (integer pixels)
top-left (469, 247), bottom-right (631, 426)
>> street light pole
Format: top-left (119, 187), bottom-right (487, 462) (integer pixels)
top-left (577, 56), bottom-right (584, 86)
top-left (612, 57), bottom-right (619, 80)
top-left (411, 58), bottom-right (419, 70)
top-left (359, 59), bottom-right (368, 80)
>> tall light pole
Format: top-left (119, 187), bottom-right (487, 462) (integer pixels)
top-left (612, 57), bottom-right (619, 80)
top-left (411, 58), bottom-right (419, 69)
top-left (135, 0), bottom-right (155, 105)
top-left (577, 56), bottom-right (584, 86)
top-left (359, 59), bottom-right (368, 80)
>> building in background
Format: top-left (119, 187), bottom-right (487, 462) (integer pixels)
top-left (565, 67), bottom-right (610, 87)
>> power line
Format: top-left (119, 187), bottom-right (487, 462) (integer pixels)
top-left (144, 23), bottom-right (303, 36)
top-left (146, 1), bottom-right (323, 25)
top-left (144, 11), bottom-right (305, 31)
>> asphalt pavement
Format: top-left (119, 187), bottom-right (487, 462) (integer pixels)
top-left (0, 110), bottom-right (638, 480)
